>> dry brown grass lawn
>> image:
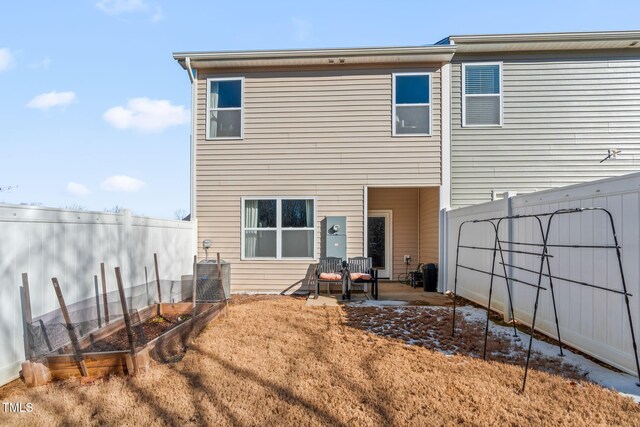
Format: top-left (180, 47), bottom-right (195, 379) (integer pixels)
top-left (1, 295), bottom-right (639, 426)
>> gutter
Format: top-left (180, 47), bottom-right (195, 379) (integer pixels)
top-left (173, 45), bottom-right (457, 70)
top-left (449, 30), bottom-right (640, 44)
top-left (174, 44), bottom-right (456, 61)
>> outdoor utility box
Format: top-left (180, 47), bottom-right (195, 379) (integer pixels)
top-left (324, 216), bottom-right (347, 259)
top-left (422, 263), bottom-right (438, 292)
top-left (195, 260), bottom-right (231, 301)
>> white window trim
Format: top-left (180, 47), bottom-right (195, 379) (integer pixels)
top-left (240, 196), bottom-right (317, 261)
top-left (392, 72), bottom-right (433, 137)
top-left (461, 62), bottom-right (503, 128)
top-left (206, 77), bottom-right (244, 140)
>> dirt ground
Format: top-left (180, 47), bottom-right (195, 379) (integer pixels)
top-left (84, 314), bottom-right (189, 352)
top-left (1, 295), bottom-right (639, 426)
top-left (343, 305), bottom-right (585, 380)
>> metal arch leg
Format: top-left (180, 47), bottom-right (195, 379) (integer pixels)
top-left (522, 215), bottom-right (554, 393)
top-left (545, 258), bottom-right (564, 357)
top-left (495, 218), bottom-right (519, 339)
top-left (483, 223), bottom-right (501, 360)
top-left (535, 215), bottom-right (564, 357)
top-left (602, 208), bottom-right (640, 387)
top-left (521, 273), bottom-right (546, 393)
top-left (451, 221), bottom-right (468, 337)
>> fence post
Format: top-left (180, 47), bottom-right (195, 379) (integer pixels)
top-left (192, 217), bottom-right (199, 262)
top-left (20, 273), bottom-right (36, 362)
top-left (502, 192), bottom-right (517, 321)
top-left (438, 207), bottom-right (450, 293)
top-left (121, 209), bottom-right (135, 289)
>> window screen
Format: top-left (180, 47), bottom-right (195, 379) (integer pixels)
top-left (464, 64), bottom-right (502, 126)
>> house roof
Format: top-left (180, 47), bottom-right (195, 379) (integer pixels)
top-left (173, 45), bottom-right (457, 70)
top-left (441, 30), bottom-right (640, 53)
top-left (173, 30), bottom-right (640, 71)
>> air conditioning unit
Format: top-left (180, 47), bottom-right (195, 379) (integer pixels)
top-left (195, 260), bottom-right (231, 302)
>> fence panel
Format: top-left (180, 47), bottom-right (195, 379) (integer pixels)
top-left (0, 205), bottom-right (194, 385)
top-left (445, 172), bottom-right (640, 375)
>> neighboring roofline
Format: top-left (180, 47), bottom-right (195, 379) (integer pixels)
top-left (442, 30), bottom-right (640, 54)
top-left (173, 45), bottom-right (457, 69)
top-left (173, 30), bottom-right (640, 70)
top-left (448, 29), bottom-right (640, 44)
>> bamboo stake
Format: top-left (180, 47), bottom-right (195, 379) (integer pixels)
top-left (100, 263), bottom-right (109, 324)
top-left (51, 278), bottom-right (88, 377)
top-left (191, 255), bottom-right (197, 327)
top-left (144, 266), bottom-right (149, 305)
top-left (217, 252), bottom-right (229, 317)
top-left (216, 252), bottom-right (222, 289)
top-left (154, 253), bottom-right (162, 316)
top-left (94, 275), bottom-right (102, 329)
top-left (114, 267), bottom-right (138, 374)
top-left (21, 273), bottom-right (36, 362)
top-left (38, 319), bottom-right (53, 352)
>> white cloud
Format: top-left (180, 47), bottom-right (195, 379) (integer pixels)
top-left (0, 48), bottom-right (14, 71)
top-left (66, 182), bottom-right (90, 196)
top-left (26, 91), bottom-right (77, 110)
top-left (103, 97), bottom-right (188, 133)
top-left (101, 175), bottom-right (145, 192)
top-left (291, 17), bottom-right (312, 42)
top-left (96, 0), bottom-right (148, 15)
top-left (96, 0), bottom-right (162, 22)
top-left (29, 57), bottom-right (51, 70)
top-left (150, 6), bottom-right (164, 22)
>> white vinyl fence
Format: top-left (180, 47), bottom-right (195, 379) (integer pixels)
top-left (0, 205), bottom-right (195, 385)
top-left (444, 172), bottom-right (640, 375)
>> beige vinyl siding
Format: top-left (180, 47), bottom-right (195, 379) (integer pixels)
top-left (419, 187), bottom-right (439, 264)
top-left (196, 65), bottom-right (442, 292)
top-left (451, 52), bottom-right (640, 208)
top-left (368, 188), bottom-right (419, 278)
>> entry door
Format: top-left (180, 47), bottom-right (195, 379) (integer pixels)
top-left (368, 211), bottom-right (392, 279)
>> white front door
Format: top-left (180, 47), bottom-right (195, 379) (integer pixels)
top-left (367, 210), bottom-right (392, 279)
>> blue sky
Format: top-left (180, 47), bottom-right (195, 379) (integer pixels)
top-left (1, 0), bottom-right (639, 218)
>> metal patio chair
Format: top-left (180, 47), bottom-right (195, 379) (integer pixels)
top-left (346, 257), bottom-right (379, 300)
top-left (315, 257), bottom-right (346, 299)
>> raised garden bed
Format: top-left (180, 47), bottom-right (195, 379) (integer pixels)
top-left (22, 302), bottom-right (225, 386)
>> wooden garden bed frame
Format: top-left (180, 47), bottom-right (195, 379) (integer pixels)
top-left (22, 301), bottom-right (225, 386)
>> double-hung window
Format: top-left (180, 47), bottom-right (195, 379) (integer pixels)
top-left (392, 72), bottom-right (431, 136)
top-left (207, 77), bottom-right (243, 139)
top-left (242, 197), bottom-right (316, 259)
top-left (462, 63), bottom-right (503, 126)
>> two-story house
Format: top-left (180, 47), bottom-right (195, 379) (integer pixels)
top-left (173, 30), bottom-right (640, 293)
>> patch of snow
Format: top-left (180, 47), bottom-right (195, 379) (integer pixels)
top-left (349, 300), bottom-right (410, 307)
top-left (454, 305), bottom-right (640, 403)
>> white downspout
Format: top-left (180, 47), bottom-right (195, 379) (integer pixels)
top-left (185, 57), bottom-right (198, 257)
top-left (185, 57), bottom-right (196, 222)
top-left (363, 186), bottom-right (368, 257)
top-left (438, 61), bottom-right (452, 293)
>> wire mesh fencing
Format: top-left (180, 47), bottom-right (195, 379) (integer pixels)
top-left (195, 261), bottom-right (230, 302)
top-left (26, 278), bottom-right (192, 358)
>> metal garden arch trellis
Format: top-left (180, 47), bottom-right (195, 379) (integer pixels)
top-left (450, 207), bottom-right (640, 392)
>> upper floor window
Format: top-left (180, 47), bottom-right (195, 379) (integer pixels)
top-left (392, 73), bottom-right (431, 136)
top-left (463, 63), bottom-right (502, 127)
top-left (207, 77), bottom-right (243, 139)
